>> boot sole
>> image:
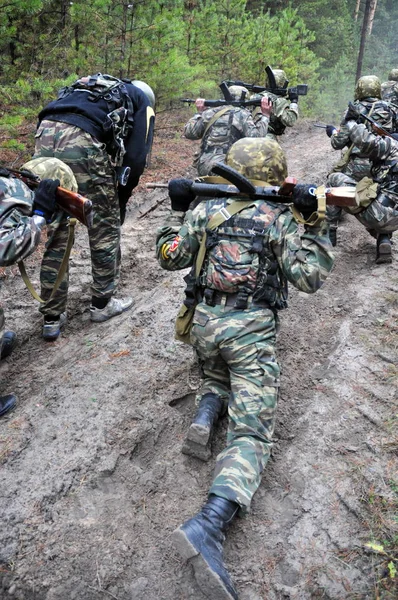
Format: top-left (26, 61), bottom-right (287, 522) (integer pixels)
top-left (171, 527), bottom-right (237, 600)
top-left (181, 438), bottom-right (211, 461)
top-left (187, 423), bottom-right (211, 445)
top-left (376, 243), bottom-right (392, 264)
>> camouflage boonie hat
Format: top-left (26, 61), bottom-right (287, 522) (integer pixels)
top-left (388, 68), bottom-right (398, 82)
top-left (21, 157), bottom-right (78, 192)
top-left (228, 85), bottom-right (249, 101)
top-left (354, 75), bottom-right (381, 100)
top-left (225, 137), bottom-right (288, 185)
top-left (266, 68), bottom-right (288, 88)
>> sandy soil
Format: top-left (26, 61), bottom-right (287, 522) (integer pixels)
top-left (0, 113), bottom-right (397, 600)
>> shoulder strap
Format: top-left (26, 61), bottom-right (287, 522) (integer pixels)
top-left (195, 199), bottom-right (254, 277)
top-left (203, 106), bottom-right (233, 138)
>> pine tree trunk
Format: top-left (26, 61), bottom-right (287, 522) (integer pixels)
top-left (356, 0), bottom-right (372, 81)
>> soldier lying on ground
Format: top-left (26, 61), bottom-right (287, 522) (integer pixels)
top-left (156, 137), bottom-right (335, 600)
top-left (0, 159), bottom-right (77, 417)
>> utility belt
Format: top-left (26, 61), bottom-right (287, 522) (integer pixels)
top-left (203, 289), bottom-right (271, 310)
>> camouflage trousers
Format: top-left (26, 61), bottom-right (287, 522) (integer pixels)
top-left (326, 157), bottom-right (371, 225)
top-left (191, 301), bottom-right (280, 513)
top-left (195, 150), bottom-right (227, 177)
top-left (328, 171), bottom-right (398, 234)
top-left (33, 121), bottom-right (120, 316)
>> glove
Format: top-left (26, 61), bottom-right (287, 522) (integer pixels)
top-left (168, 178), bottom-right (195, 212)
top-left (326, 125), bottom-right (337, 138)
top-left (344, 101), bottom-right (361, 123)
top-left (32, 179), bottom-right (59, 222)
top-left (288, 89), bottom-right (299, 103)
top-left (293, 183), bottom-right (318, 219)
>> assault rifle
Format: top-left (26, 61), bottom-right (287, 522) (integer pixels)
top-left (8, 168), bottom-right (94, 227)
top-left (359, 112), bottom-right (398, 140)
top-left (147, 163), bottom-right (357, 211)
top-left (181, 82), bottom-right (262, 108)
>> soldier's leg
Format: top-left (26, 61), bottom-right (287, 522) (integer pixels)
top-left (208, 309), bottom-right (279, 513)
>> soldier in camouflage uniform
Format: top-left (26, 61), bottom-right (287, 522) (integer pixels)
top-left (156, 137), bottom-right (334, 600)
top-left (183, 85), bottom-right (271, 176)
top-left (33, 75), bottom-right (155, 339)
top-left (381, 68), bottom-right (398, 106)
top-left (325, 75), bottom-right (395, 245)
top-left (251, 68), bottom-right (299, 141)
top-left (331, 106), bottom-right (398, 264)
top-left (0, 160), bottom-right (63, 416)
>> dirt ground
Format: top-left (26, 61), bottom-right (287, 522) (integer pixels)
top-left (0, 111), bottom-right (397, 600)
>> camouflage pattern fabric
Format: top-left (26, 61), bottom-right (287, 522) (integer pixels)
top-left (184, 106), bottom-right (269, 176)
top-left (344, 122), bottom-right (398, 233)
top-left (251, 93), bottom-right (298, 139)
top-left (354, 76), bottom-right (381, 101)
top-left (22, 157), bottom-right (78, 192)
top-left (0, 175), bottom-right (45, 267)
top-left (327, 99), bottom-right (393, 227)
top-left (225, 137), bottom-right (288, 185)
top-left (156, 194), bottom-right (334, 511)
top-left (33, 120), bottom-right (120, 316)
top-left (381, 81), bottom-right (398, 105)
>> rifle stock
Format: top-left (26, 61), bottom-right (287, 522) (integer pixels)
top-left (8, 169), bottom-right (93, 227)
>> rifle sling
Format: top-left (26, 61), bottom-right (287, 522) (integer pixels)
top-left (18, 218), bottom-right (77, 303)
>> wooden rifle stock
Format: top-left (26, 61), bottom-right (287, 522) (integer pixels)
top-left (8, 169), bottom-right (93, 227)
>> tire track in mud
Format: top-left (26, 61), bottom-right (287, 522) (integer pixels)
top-left (1, 123), bottom-right (397, 599)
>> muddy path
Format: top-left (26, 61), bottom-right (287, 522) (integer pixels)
top-left (0, 115), bottom-right (397, 600)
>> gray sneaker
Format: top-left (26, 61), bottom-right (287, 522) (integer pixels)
top-left (90, 296), bottom-right (133, 323)
top-left (42, 313), bottom-right (67, 341)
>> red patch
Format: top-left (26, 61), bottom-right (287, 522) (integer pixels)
top-left (169, 236), bottom-right (181, 252)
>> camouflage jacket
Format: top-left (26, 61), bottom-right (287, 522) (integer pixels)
top-left (331, 99), bottom-right (393, 157)
top-left (252, 93), bottom-right (298, 138)
top-left (184, 106), bottom-right (269, 176)
top-left (346, 122), bottom-right (398, 199)
top-left (156, 195), bottom-right (334, 309)
top-left (381, 80), bottom-right (398, 105)
top-left (0, 175), bottom-right (46, 268)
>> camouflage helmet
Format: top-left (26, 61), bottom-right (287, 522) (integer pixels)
top-left (225, 137), bottom-right (288, 185)
top-left (388, 68), bottom-right (398, 82)
top-left (228, 85), bottom-right (249, 101)
top-left (131, 80), bottom-right (155, 108)
top-left (354, 75), bottom-right (381, 100)
top-left (21, 157), bottom-right (78, 192)
top-left (266, 68), bottom-right (288, 88)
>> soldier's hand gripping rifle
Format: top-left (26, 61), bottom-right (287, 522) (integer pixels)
top-left (147, 163), bottom-right (358, 225)
top-left (7, 168), bottom-right (94, 227)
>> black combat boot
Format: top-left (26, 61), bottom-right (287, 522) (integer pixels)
top-left (0, 394), bottom-right (16, 417)
top-left (375, 234), bottom-right (392, 264)
top-left (172, 494), bottom-right (240, 600)
top-left (1, 331), bottom-right (17, 360)
top-left (182, 393), bottom-right (225, 461)
top-left (328, 226), bottom-right (337, 247)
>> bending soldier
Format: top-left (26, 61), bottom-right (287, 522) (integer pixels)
top-left (0, 159), bottom-right (75, 416)
top-left (331, 107), bottom-right (398, 264)
top-left (325, 75), bottom-right (394, 245)
top-left (381, 68), bottom-right (398, 106)
top-left (251, 68), bottom-right (299, 140)
top-left (156, 137), bottom-right (334, 600)
top-left (34, 74), bottom-right (155, 339)
top-left (183, 85), bottom-right (271, 176)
